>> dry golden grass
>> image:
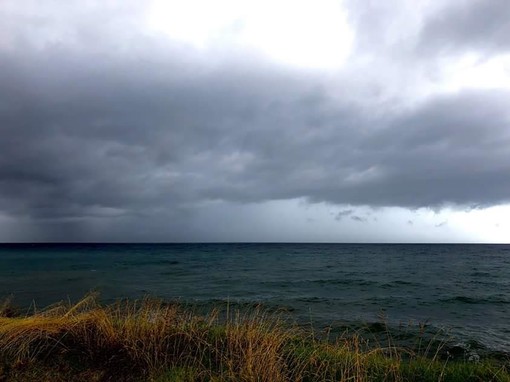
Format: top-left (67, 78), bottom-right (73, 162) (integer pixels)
top-left (0, 294), bottom-right (508, 382)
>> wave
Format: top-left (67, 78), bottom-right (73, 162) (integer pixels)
top-left (469, 271), bottom-right (500, 278)
top-left (293, 296), bottom-right (333, 304)
top-left (440, 295), bottom-right (510, 305)
top-left (380, 280), bottom-right (422, 288)
top-left (309, 278), bottom-right (379, 287)
top-left (121, 259), bottom-right (181, 267)
top-left (260, 278), bottom-right (379, 288)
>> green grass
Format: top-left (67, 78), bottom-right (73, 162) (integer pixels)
top-left (0, 293), bottom-right (508, 381)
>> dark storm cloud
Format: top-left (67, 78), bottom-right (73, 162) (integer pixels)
top-left (418, 0), bottom-right (510, 54)
top-left (1, 1), bottom-right (510, 240)
top-left (2, 52), bottom-right (508, 216)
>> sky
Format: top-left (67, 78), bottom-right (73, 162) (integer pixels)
top-left (1, 0), bottom-right (509, 243)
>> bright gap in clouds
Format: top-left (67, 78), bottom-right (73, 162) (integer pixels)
top-left (446, 205), bottom-right (510, 243)
top-left (147, 0), bottom-right (354, 69)
top-left (190, 200), bottom-right (510, 243)
top-left (436, 53), bottom-right (510, 93)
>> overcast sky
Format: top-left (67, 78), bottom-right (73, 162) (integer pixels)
top-left (1, 0), bottom-right (509, 242)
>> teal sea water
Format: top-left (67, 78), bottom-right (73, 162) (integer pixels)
top-left (1, 243), bottom-right (509, 353)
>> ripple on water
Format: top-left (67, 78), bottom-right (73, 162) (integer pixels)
top-left (440, 295), bottom-right (510, 305)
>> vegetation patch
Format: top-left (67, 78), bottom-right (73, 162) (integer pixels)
top-left (0, 294), bottom-right (508, 381)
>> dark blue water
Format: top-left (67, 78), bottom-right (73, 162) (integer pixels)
top-left (1, 243), bottom-right (510, 352)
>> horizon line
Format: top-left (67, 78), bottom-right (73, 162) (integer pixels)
top-left (0, 242), bottom-right (508, 245)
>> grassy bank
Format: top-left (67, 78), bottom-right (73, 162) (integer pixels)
top-left (0, 294), bottom-right (508, 381)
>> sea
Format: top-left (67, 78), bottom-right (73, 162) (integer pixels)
top-left (1, 243), bottom-right (509, 355)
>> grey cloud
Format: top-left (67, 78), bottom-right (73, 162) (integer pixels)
top-left (2, 49), bottom-right (510, 222)
top-left (418, 0), bottom-right (510, 55)
top-left (1, 1), bottom-right (510, 241)
top-left (351, 216), bottom-right (366, 223)
top-left (335, 209), bottom-right (353, 221)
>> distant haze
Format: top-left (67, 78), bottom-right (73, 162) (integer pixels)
top-left (1, 0), bottom-right (509, 242)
